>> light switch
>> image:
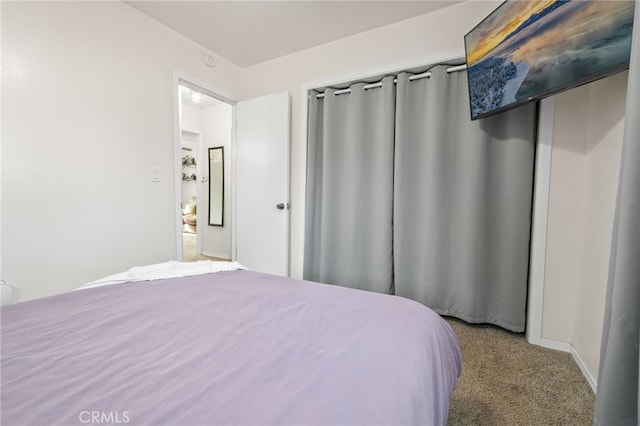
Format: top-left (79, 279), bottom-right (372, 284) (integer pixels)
top-left (151, 168), bottom-right (160, 182)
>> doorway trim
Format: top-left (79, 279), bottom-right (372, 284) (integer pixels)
top-left (172, 71), bottom-right (237, 261)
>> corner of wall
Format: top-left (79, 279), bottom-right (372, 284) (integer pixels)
top-left (540, 72), bottom-right (628, 393)
top-left (570, 72), bottom-right (627, 384)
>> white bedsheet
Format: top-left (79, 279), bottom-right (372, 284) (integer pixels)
top-left (76, 260), bottom-right (246, 290)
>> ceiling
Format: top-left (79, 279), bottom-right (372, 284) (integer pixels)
top-left (180, 85), bottom-right (225, 109)
top-left (125, 1), bottom-right (462, 67)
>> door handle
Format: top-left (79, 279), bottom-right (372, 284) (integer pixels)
top-left (276, 203), bottom-right (285, 210)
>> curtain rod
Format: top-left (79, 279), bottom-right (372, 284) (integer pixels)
top-left (315, 64), bottom-right (467, 99)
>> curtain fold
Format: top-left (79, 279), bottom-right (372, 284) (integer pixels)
top-left (393, 66), bottom-right (536, 332)
top-left (594, 3), bottom-right (640, 424)
top-left (304, 76), bottom-right (396, 294)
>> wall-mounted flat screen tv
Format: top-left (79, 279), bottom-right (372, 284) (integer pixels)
top-left (464, 0), bottom-right (635, 120)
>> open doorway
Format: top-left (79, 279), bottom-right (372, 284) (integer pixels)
top-left (177, 81), bottom-right (233, 262)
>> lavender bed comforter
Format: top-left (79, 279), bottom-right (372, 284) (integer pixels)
top-left (1, 270), bottom-right (461, 426)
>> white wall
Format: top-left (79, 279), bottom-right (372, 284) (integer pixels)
top-left (542, 88), bottom-right (588, 343)
top-left (0, 1), bottom-right (4, 289)
top-left (542, 71), bottom-right (628, 385)
top-left (201, 104), bottom-right (232, 259)
top-left (239, 0), bottom-right (501, 278)
top-left (1, 1), bottom-right (241, 301)
top-left (181, 104), bottom-right (204, 134)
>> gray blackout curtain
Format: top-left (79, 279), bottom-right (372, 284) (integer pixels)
top-left (305, 66), bottom-right (536, 332)
top-left (304, 76), bottom-right (396, 294)
top-left (394, 67), bottom-right (536, 332)
top-left (593, 3), bottom-right (640, 425)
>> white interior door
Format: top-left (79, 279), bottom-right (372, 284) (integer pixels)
top-left (235, 92), bottom-right (290, 276)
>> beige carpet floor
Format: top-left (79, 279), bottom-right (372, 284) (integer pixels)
top-left (447, 318), bottom-right (595, 425)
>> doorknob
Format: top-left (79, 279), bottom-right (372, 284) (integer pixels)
top-left (276, 203), bottom-right (285, 210)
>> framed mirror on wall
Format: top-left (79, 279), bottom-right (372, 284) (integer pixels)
top-left (208, 147), bottom-right (224, 226)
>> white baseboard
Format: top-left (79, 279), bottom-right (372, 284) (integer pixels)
top-left (533, 338), bottom-right (597, 393)
top-left (538, 337), bottom-right (571, 352)
top-left (570, 346), bottom-right (598, 393)
top-left (201, 250), bottom-right (230, 260)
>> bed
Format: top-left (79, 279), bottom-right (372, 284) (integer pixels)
top-left (1, 262), bottom-right (462, 425)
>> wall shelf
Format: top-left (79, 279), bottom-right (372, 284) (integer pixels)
top-left (182, 155), bottom-right (196, 180)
